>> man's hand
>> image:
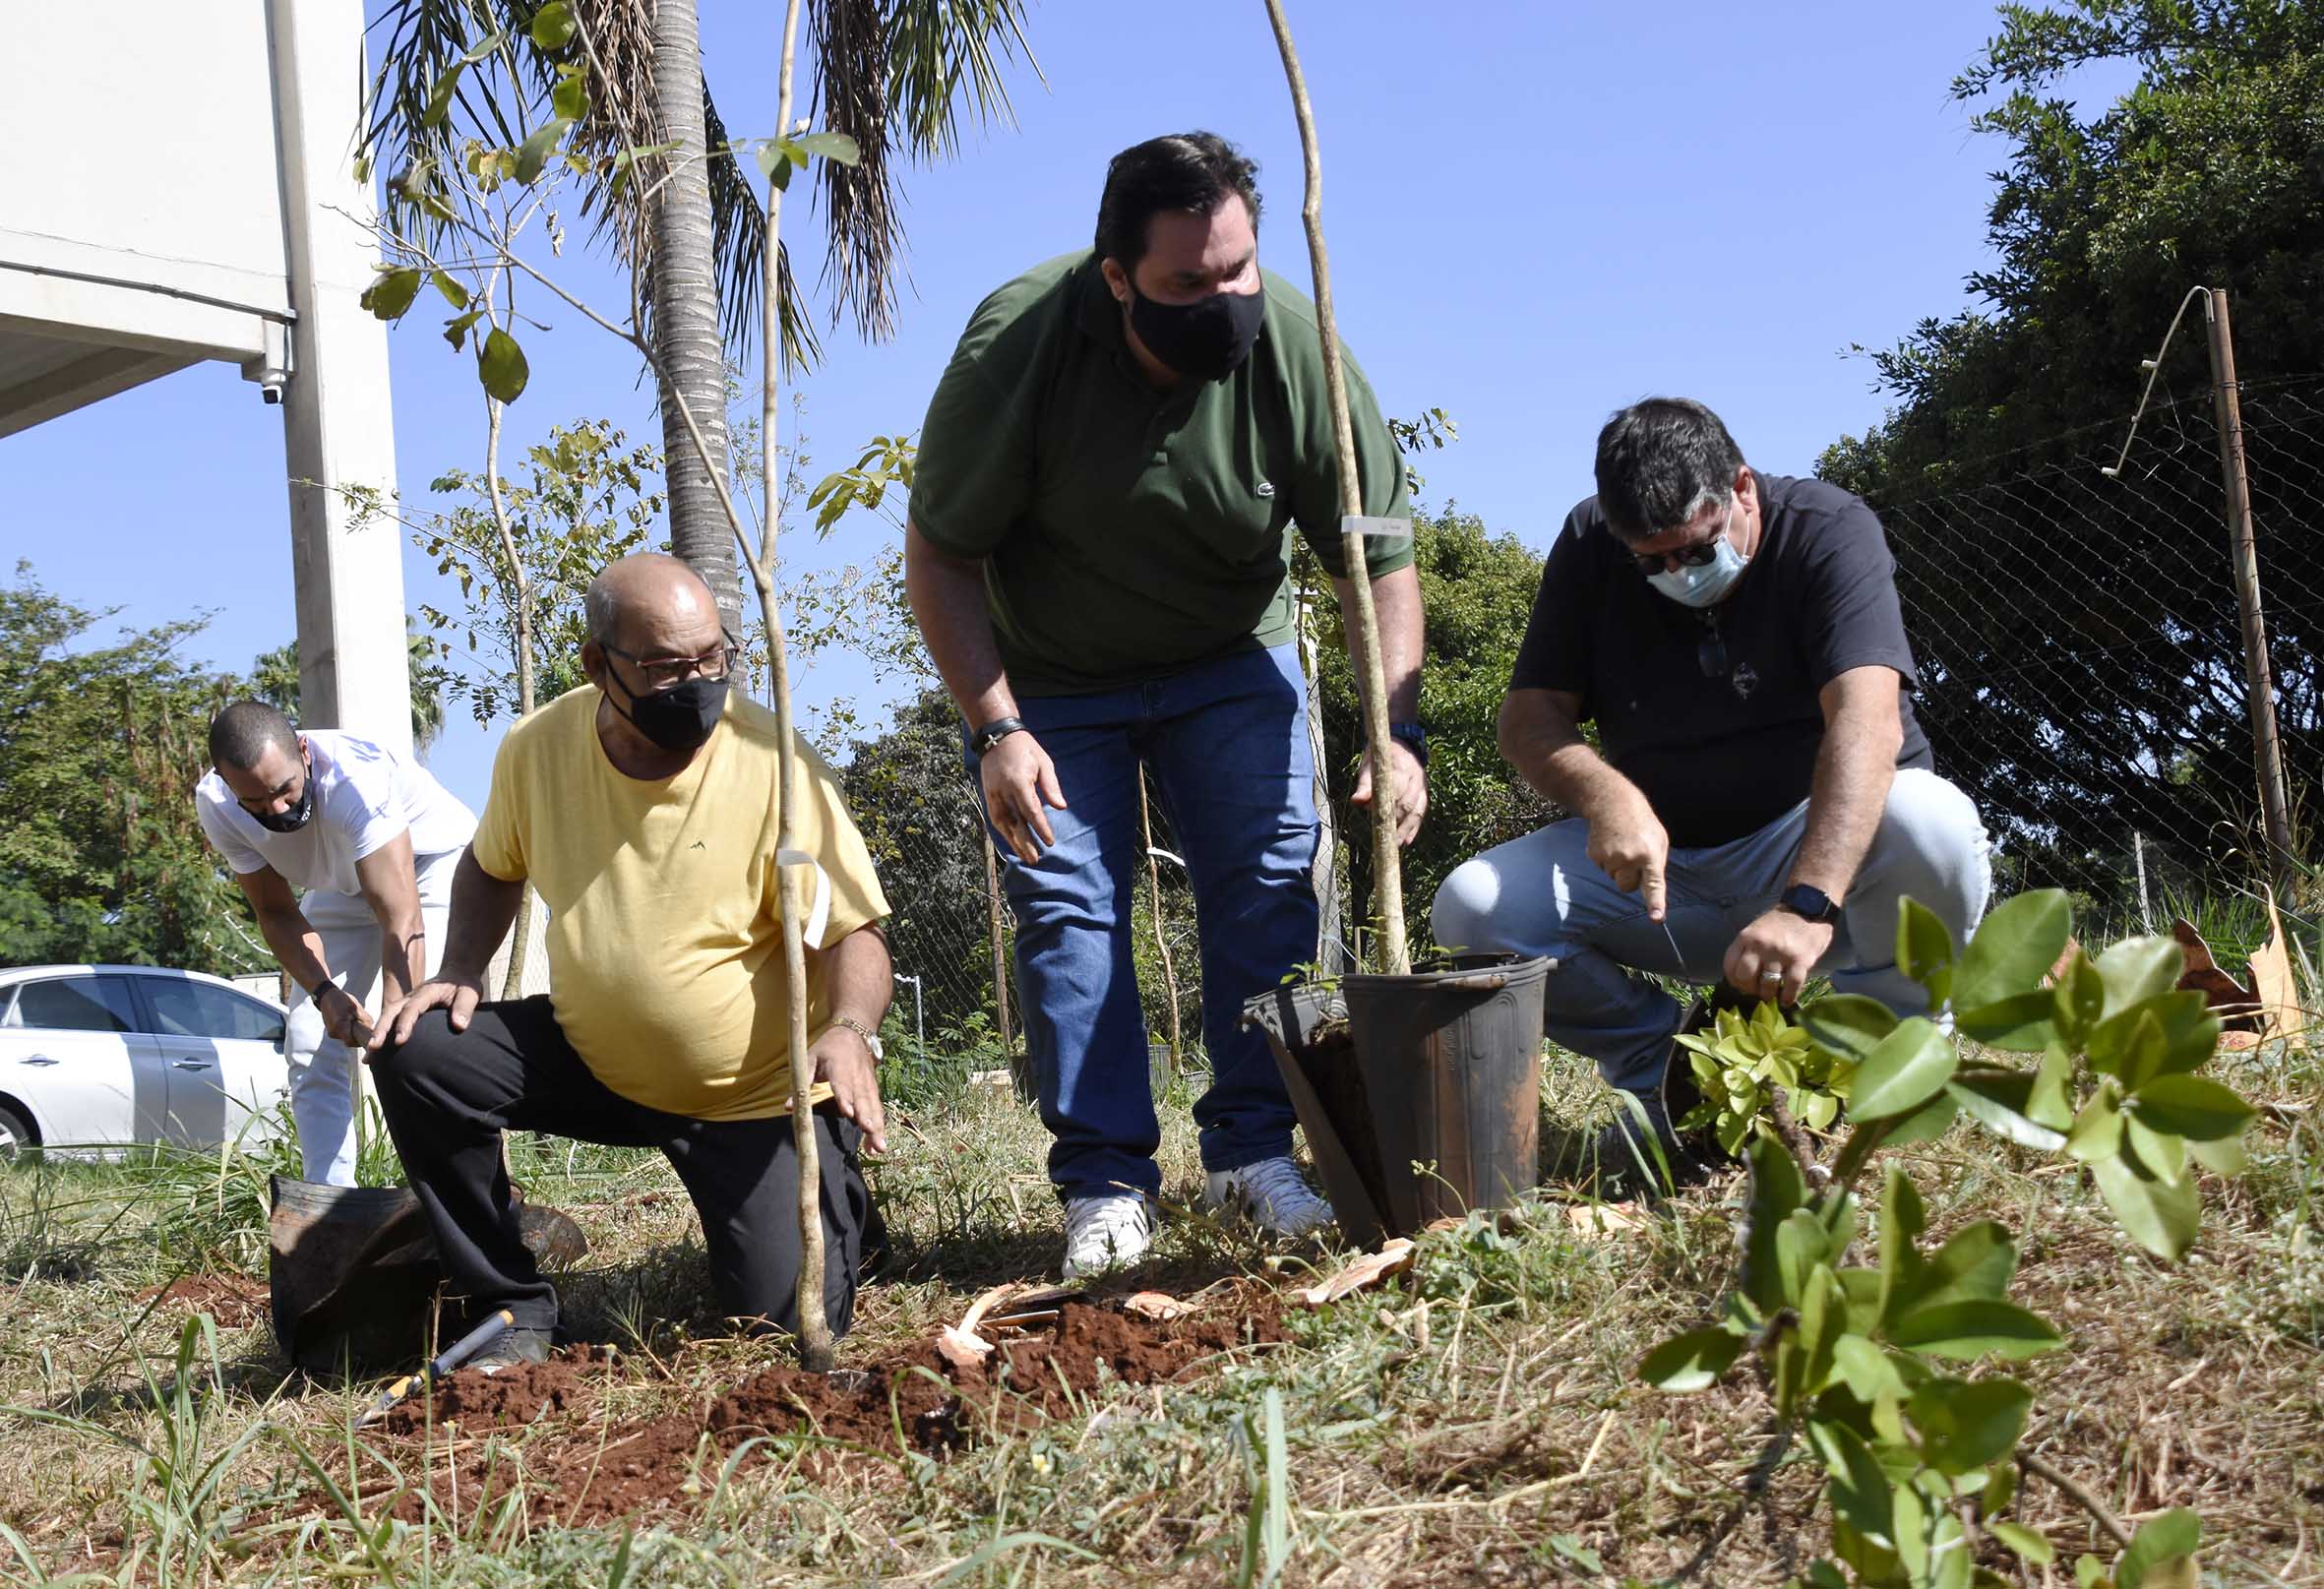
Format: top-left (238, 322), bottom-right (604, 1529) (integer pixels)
top-left (366, 971), bottom-right (488, 1057)
top-left (317, 984), bottom-right (374, 1048)
top-left (1352, 738), bottom-right (1429, 846)
top-left (1723, 909), bottom-right (1836, 1008)
top-left (1587, 790), bottom-right (1673, 920)
top-left (980, 732), bottom-right (1066, 864)
top-left (811, 1026), bottom-right (888, 1154)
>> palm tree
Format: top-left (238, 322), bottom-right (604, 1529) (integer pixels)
top-left (360, 0), bottom-right (1037, 630)
top-left (251, 625), bottom-right (447, 757)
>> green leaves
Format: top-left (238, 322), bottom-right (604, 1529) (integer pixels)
top-left (1803, 993), bottom-right (1896, 1063)
top-left (2126, 1073), bottom-right (2256, 1142)
top-left (1897, 897), bottom-right (1956, 1009)
top-left (1953, 887), bottom-right (2070, 1011)
top-left (796, 131), bottom-right (863, 164)
top-left (1846, 1017), bottom-right (1957, 1120)
top-left (514, 117), bottom-right (574, 184)
top-left (529, 1), bottom-right (577, 49)
top-left (2116, 1508), bottom-right (2200, 1589)
top-left (1637, 1327), bottom-right (1743, 1392)
top-left (755, 129), bottom-right (865, 194)
top-left (476, 328), bottom-right (529, 403)
top-left (360, 267), bottom-right (423, 321)
top-left (1907, 1376), bottom-right (2032, 1472)
top-left (2094, 936), bottom-right (2183, 1019)
top-left (2091, 1151), bottom-right (2200, 1260)
top-left (1887, 1301), bottom-right (2061, 1361)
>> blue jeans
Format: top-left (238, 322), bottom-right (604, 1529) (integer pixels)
top-left (1431, 767), bottom-right (1992, 1095)
top-left (972, 643), bottom-right (1320, 1200)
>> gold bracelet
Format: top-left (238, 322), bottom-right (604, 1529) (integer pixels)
top-left (831, 1014), bottom-right (883, 1056)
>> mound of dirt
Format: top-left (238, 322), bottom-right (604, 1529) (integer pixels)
top-left (341, 1288), bottom-right (1284, 1527)
top-left (377, 1344), bottom-right (610, 1435)
top-left (139, 1274), bottom-right (269, 1329)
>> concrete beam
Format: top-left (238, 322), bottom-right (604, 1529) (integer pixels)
top-left (0, 343), bottom-right (193, 439)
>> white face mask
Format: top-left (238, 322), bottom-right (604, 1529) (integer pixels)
top-left (1644, 501), bottom-right (1749, 608)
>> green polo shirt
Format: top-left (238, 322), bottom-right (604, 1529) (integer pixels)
top-left (911, 251), bottom-right (1413, 696)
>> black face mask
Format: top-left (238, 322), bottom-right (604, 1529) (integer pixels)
top-left (1128, 277), bottom-right (1265, 382)
top-left (605, 668), bottom-right (729, 754)
top-left (251, 759), bottom-right (316, 833)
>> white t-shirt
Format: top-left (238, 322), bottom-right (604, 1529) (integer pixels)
top-left (195, 730), bottom-right (477, 900)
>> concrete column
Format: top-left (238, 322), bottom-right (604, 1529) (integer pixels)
top-left (267, 0), bottom-right (411, 757)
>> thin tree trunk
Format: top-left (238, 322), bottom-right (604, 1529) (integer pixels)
top-left (482, 395), bottom-right (539, 1003)
top-left (1262, 0), bottom-right (1407, 974)
top-left (651, 0), bottom-right (744, 636)
top-left (984, 828), bottom-right (1012, 1054)
top-left (1138, 768), bottom-right (1183, 1072)
top-left (1296, 582), bottom-right (1348, 974)
top-left (762, 0), bottom-right (834, 1372)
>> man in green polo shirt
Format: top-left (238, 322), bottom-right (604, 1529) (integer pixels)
top-left (906, 131), bottom-right (1427, 1278)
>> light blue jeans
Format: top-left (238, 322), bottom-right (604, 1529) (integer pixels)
top-left (973, 643), bottom-right (1320, 1200)
top-left (1431, 768), bottom-right (1992, 1094)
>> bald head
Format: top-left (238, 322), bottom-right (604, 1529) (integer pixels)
top-left (583, 553), bottom-right (720, 651)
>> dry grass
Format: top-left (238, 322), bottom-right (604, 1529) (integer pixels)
top-left (0, 1044), bottom-right (2316, 1587)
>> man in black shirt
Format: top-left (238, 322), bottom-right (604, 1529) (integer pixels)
top-left (1433, 398), bottom-right (1989, 1166)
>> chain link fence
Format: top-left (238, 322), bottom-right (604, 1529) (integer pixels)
top-left (1873, 375), bottom-right (2321, 926)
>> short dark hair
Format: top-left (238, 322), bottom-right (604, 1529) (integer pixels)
top-left (1593, 398), bottom-right (1746, 541)
top-left (209, 700), bottom-right (298, 770)
top-left (1094, 132), bottom-right (1261, 273)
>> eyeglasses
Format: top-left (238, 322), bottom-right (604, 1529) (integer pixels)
top-left (1629, 500), bottom-right (1737, 579)
top-left (603, 640), bottom-right (740, 690)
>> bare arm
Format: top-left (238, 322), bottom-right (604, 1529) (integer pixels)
top-left (351, 829), bottom-right (426, 1010)
top-left (905, 518), bottom-right (1064, 863)
top-left (803, 923), bottom-right (894, 1153)
top-left (1329, 563), bottom-right (1429, 844)
top-left (1722, 666), bottom-right (1906, 1005)
top-left (235, 865), bottom-right (368, 1041)
top-left (368, 845), bottom-right (523, 1050)
top-left (1793, 666), bottom-right (1905, 900)
top-left (1498, 686), bottom-right (1673, 918)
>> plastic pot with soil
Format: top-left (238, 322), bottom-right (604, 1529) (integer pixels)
top-left (1242, 952), bottom-right (1552, 1251)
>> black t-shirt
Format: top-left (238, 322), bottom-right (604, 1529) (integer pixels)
top-left (1508, 473), bottom-right (1932, 848)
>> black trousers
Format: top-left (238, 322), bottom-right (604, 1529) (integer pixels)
top-left (372, 996), bottom-right (881, 1337)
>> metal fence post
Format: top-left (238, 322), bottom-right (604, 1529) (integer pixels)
top-left (2204, 288), bottom-right (2299, 889)
top-left (983, 826), bottom-right (1012, 1053)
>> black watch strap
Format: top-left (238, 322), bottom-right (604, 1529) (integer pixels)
top-left (306, 974), bottom-right (341, 1004)
top-left (971, 716), bottom-right (1027, 758)
top-left (1777, 884), bottom-right (1840, 925)
top-left (1385, 721), bottom-right (1430, 765)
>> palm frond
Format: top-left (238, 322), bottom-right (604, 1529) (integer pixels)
top-left (364, 0), bottom-right (535, 241)
top-left (884, 0), bottom-right (1044, 164)
top-left (812, 0), bottom-right (900, 341)
top-left (552, 0), bottom-right (821, 373)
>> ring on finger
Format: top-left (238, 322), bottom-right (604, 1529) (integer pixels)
top-left (1761, 967), bottom-right (1783, 982)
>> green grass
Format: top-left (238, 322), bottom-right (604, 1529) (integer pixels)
top-left (0, 1023), bottom-right (2316, 1585)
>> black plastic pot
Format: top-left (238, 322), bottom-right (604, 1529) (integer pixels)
top-left (1243, 952), bottom-right (1552, 1247)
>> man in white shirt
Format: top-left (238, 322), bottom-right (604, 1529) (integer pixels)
top-left (196, 701), bottom-right (477, 1184)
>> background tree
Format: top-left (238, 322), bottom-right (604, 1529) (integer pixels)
top-left (1310, 509), bottom-right (1553, 954)
top-left (1818, 0), bottom-right (2323, 896)
top-left (251, 622), bottom-right (449, 755)
top-left (0, 566), bottom-right (265, 973)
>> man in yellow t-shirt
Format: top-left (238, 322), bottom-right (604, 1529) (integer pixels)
top-left (368, 554), bottom-right (894, 1365)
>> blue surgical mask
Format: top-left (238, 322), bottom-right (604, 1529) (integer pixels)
top-left (1645, 504), bottom-right (1750, 608)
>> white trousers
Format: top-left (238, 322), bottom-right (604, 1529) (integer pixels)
top-left (283, 849), bottom-right (458, 1185)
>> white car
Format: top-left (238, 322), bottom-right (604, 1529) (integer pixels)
top-left (0, 964), bottom-right (290, 1156)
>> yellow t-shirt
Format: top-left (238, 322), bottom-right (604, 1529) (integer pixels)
top-left (469, 687), bottom-right (889, 1121)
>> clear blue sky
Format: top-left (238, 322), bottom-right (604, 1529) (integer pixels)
top-left (0, 1), bottom-right (2134, 816)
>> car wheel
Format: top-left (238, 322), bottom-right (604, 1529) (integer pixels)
top-left (0, 1099), bottom-right (35, 1159)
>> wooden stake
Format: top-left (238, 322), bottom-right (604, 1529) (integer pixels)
top-left (1260, 0), bottom-right (1408, 974)
top-left (2204, 289), bottom-right (2298, 893)
top-left (760, 0), bottom-right (834, 1371)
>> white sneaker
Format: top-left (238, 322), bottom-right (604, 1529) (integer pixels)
top-left (1205, 1157), bottom-right (1335, 1239)
top-left (1061, 1193), bottom-right (1156, 1280)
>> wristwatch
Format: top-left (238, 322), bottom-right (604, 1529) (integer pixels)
top-left (304, 974), bottom-right (343, 1005)
top-left (831, 1013), bottom-right (885, 1059)
top-left (1777, 884), bottom-right (1840, 925)
top-left (1385, 721), bottom-right (1430, 766)
top-left (971, 716), bottom-right (1027, 758)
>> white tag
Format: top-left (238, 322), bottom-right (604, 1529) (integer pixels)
top-left (1341, 515), bottom-right (1412, 540)
top-left (774, 848), bottom-right (832, 945)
